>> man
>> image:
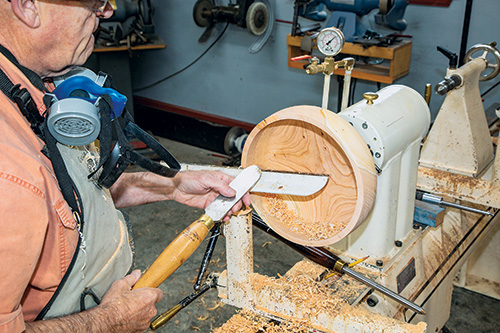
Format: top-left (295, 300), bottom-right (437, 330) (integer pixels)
top-left (0, 0), bottom-right (250, 331)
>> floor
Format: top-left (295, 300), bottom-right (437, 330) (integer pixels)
top-left (122, 138), bottom-right (500, 333)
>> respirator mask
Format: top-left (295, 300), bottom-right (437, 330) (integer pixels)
top-left (46, 67), bottom-right (180, 188)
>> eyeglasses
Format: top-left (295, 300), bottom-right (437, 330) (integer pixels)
top-left (6, 0), bottom-right (112, 13)
top-left (84, 0), bottom-right (110, 13)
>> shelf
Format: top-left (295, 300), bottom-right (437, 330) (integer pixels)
top-left (287, 34), bottom-right (412, 84)
top-left (93, 35), bottom-right (166, 53)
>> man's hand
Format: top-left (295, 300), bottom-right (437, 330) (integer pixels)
top-left (97, 269), bottom-right (164, 332)
top-left (172, 171), bottom-right (252, 221)
top-left (25, 270), bottom-right (163, 333)
top-left (110, 170), bottom-right (251, 221)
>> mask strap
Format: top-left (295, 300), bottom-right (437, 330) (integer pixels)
top-left (123, 121), bottom-right (181, 178)
top-left (41, 122), bottom-right (84, 218)
top-left (95, 95), bottom-right (114, 168)
top-left (92, 106), bottom-right (133, 188)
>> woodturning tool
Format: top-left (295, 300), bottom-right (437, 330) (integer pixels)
top-left (133, 164), bottom-right (329, 289)
top-left (149, 275), bottom-right (218, 331)
top-left (252, 212), bottom-right (426, 315)
top-left (133, 165), bottom-right (262, 289)
top-left (180, 163), bottom-right (329, 197)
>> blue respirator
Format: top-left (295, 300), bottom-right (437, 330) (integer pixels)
top-left (46, 67), bottom-right (180, 188)
top-left (47, 68), bottom-right (127, 146)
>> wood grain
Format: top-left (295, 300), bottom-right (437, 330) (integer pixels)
top-left (133, 218), bottom-right (210, 289)
top-left (242, 106), bottom-right (377, 246)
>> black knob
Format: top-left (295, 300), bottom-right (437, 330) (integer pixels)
top-left (367, 296), bottom-right (379, 307)
top-left (437, 46), bottom-right (458, 69)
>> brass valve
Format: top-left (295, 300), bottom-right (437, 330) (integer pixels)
top-left (305, 57), bottom-right (355, 76)
top-left (306, 57), bottom-right (331, 75)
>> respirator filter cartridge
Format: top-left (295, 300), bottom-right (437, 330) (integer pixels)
top-left (47, 98), bottom-right (101, 146)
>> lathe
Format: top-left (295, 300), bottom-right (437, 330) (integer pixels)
top-left (140, 31), bottom-right (500, 331)
top-left (208, 41), bottom-right (500, 332)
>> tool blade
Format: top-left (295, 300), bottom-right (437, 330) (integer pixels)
top-left (181, 164), bottom-right (328, 196)
top-left (205, 165), bottom-right (261, 221)
top-left (252, 169), bottom-right (328, 196)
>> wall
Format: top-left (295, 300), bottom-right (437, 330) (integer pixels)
top-left (130, 0), bottom-right (500, 125)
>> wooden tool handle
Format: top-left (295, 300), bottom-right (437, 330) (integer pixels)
top-left (133, 214), bottom-right (214, 289)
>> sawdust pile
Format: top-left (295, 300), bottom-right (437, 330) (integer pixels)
top-left (213, 309), bottom-right (309, 333)
top-left (214, 260), bottom-right (426, 333)
top-left (260, 194), bottom-right (347, 242)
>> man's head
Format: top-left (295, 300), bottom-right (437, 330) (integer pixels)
top-left (0, 0), bottom-right (113, 78)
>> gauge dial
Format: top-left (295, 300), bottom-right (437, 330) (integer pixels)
top-left (316, 27), bottom-right (345, 56)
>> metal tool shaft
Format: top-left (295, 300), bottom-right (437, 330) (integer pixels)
top-left (439, 200), bottom-right (493, 216)
top-left (342, 266), bottom-right (425, 315)
top-left (194, 224), bottom-right (221, 291)
top-left (252, 212), bottom-right (425, 315)
top-left (150, 278), bottom-right (216, 331)
top-left (417, 191), bottom-right (493, 216)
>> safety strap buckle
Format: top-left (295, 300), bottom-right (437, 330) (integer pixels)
top-left (10, 84), bottom-right (45, 137)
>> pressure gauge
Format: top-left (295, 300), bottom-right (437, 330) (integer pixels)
top-left (316, 27), bottom-right (345, 57)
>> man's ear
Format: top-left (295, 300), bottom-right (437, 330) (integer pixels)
top-left (10, 0), bottom-right (40, 28)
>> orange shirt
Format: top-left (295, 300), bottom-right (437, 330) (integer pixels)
top-left (0, 52), bottom-right (78, 332)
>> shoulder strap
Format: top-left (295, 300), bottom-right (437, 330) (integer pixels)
top-left (0, 45), bottom-right (83, 217)
top-left (0, 45), bottom-right (88, 320)
top-left (0, 45), bottom-right (47, 92)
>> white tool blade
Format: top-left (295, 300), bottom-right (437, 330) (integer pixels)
top-left (205, 165), bottom-right (261, 221)
top-left (181, 163), bottom-right (328, 196)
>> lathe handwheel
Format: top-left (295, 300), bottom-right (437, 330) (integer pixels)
top-left (465, 43), bottom-right (500, 81)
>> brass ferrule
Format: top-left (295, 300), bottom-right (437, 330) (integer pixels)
top-left (199, 214), bottom-right (215, 229)
top-left (150, 304), bottom-right (182, 330)
top-left (334, 259), bottom-right (347, 273)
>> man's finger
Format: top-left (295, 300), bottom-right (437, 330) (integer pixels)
top-left (219, 184), bottom-right (237, 198)
top-left (122, 269), bottom-right (142, 288)
top-left (231, 201), bottom-right (243, 214)
top-left (152, 288), bottom-right (164, 303)
top-left (212, 172), bottom-right (237, 197)
top-left (242, 192), bottom-right (251, 207)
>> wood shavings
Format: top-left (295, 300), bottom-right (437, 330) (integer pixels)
top-left (215, 260), bottom-right (426, 333)
top-left (206, 302), bottom-right (222, 311)
top-left (262, 241), bottom-right (272, 247)
top-left (196, 315), bottom-right (209, 321)
top-left (252, 272), bottom-right (347, 320)
top-left (210, 257), bottom-right (221, 266)
top-left (236, 206), bottom-right (253, 216)
top-left (261, 194), bottom-right (348, 242)
top-left (213, 310), bottom-right (309, 333)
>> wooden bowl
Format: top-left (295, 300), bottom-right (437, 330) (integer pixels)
top-left (241, 106), bottom-right (377, 246)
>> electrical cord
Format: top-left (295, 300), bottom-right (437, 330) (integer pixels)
top-left (133, 23), bottom-right (229, 93)
top-left (350, 78), bottom-right (357, 106)
top-left (481, 79), bottom-right (500, 98)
